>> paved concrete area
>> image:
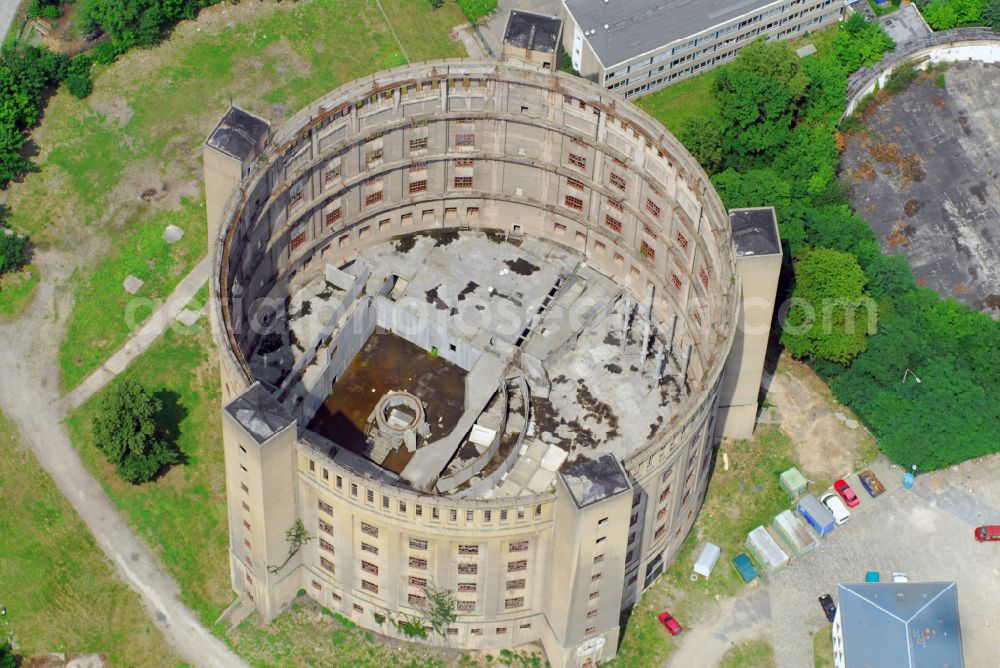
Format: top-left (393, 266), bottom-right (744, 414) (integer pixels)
top-left (66, 257), bottom-right (209, 410)
top-left (879, 4), bottom-right (931, 46)
top-left (666, 456), bottom-right (1000, 667)
top-left (843, 62), bottom-right (1000, 313)
top-left (0, 0), bottom-right (23, 43)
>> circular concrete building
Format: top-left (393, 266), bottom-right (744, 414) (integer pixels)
top-left (205, 59), bottom-right (778, 666)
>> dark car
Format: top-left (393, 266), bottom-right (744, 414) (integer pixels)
top-left (658, 611), bottom-right (683, 635)
top-left (819, 594), bottom-right (837, 623)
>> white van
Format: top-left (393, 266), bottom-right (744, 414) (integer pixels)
top-left (821, 492), bottom-right (851, 525)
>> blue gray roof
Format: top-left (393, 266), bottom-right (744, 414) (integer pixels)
top-left (837, 582), bottom-right (964, 668)
top-left (224, 382), bottom-right (295, 445)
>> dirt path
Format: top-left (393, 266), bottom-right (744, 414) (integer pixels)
top-left (0, 247), bottom-right (246, 668)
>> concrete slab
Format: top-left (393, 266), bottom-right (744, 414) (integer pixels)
top-left (879, 4), bottom-right (931, 46)
top-left (176, 308), bottom-right (202, 327)
top-left (122, 275), bottom-right (144, 294)
top-left (162, 224), bottom-right (185, 244)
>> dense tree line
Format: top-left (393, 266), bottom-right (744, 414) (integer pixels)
top-left (679, 14), bottom-right (1000, 469)
top-left (915, 0), bottom-right (1000, 30)
top-left (79, 0), bottom-right (224, 53)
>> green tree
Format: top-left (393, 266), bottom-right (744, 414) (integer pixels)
top-left (832, 13), bottom-right (895, 71)
top-left (714, 68), bottom-right (796, 164)
top-left (781, 247), bottom-right (874, 365)
top-left (678, 116), bottom-right (723, 173)
top-left (92, 378), bottom-right (181, 484)
top-left (0, 641), bottom-right (18, 668)
top-left (0, 231), bottom-right (29, 274)
top-left (984, 0), bottom-right (1000, 29)
top-left (421, 581), bottom-right (458, 640)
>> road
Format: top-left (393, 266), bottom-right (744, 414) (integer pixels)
top-left (0, 247), bottom-right (246, 668)
top-left (1, 0), bottom-right (23, 43)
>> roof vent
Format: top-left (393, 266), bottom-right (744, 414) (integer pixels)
top-left (604, 24), bottom-right (609, 30)
top-left (896, 593), bottom-right (905, 601)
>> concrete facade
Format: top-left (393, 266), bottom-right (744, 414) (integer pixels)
top-left (561, 0), bottom-right (845, 99)
top-left (205, 60), bottom-right (773, 666)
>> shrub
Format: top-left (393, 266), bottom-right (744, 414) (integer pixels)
top-left (93, 41), bottom-right (118, 65)
top-left (0, 232), bottom-right (29, 274)
top-left (884, 63), bottom-right (919, 95)
top-left (457, 0), bottom-right (497, 22)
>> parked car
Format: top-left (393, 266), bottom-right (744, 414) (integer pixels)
top-left (865, 571), bottom-right (880, 583)
top-left (858, 470), bottom-right (885, 497)
top-left (818, 593), bottom-right (837, 623)
top-left (821, 492), bottom-right (851, 525)
top-left (892, 572), bottom-right (909, 583)
top-left (974, 525), bottom-right (1000, 542)
top-left (658, 611), bottom-right (683, 635)
top-left (834, 479), bottom-right (860, 507)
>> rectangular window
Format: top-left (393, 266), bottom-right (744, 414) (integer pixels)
top-left (240, 482), bottom-right (249, 494)
top-left (507, 560), bottom-right (527, 572)
top-left (241, 501), bottom-right (250, 512)
top-left (457, 601), bottom-right (475, 612)
top-left (458, 544), bottom-right (479, 555)
top-left (365, 191), bottom-right (384, 207)
top-left (320, 539), bottom-right (335, 554)
top-left (351, 483), bottom-right (358, 496)
top-left (320, 557), bottom-right (335, 573)
top-left (289, 189), bottom-right (304, 207)
top-left (312, 579), bottom-right (322, 591)
top-left (457, 582), bottom-right (477, 592)
top-left (507, 578), bottom-right (526, 590)
top-left (609, 172), bottom-right (626, 190)
top-left (471, 628), bottom-right (483, 636)
top-left (671, 273), bottom-right (683, 290)
top-left (455, 133), bottom-right (475, 146)
top-left (382, 495), bottom-right (389, 510)
top-left (242, 519), bottom-right (251, 530)
top-left (594, 554), bottom-right (604, 564)
top-left (500, 509), bottom-right (508, 522)
top-left (564, 195), bottom-right (583, 211)
top-left (408, 593), bottom-right (426, 606)
top-left (567, 177), bottom-right (585, 191)
top-left (409, 137), bottom-right (428, 151)
top-left (505, 597), bottom-right (524, 609)
top-left (318, 500), bottom-right (333, 515)
top-left (585, 627), bottom-right (596, 636)
top-left (509, 540), bottom-right (528, 552)
top-left (324, 165), bottom-right (340, 184)
top-left (319, 519), bottom-right (333, 534)
top-left (409, 179), bottom-right (427, 194)
top-left (415, 504), bottom-right (422, 517)
top-left (409, 557), bottom-right (428, 569)
top-left (362, 580), bottom-right (378, 594)
top-left (457, 563), bottom-right (478, 575)
top-left (699, 266), bottom-right (710, 289)
top-left (399, 501), bottom-right (406, 513)
top-left (453, 176), bottom-right (473, 189)
top-left (361, 522), bottom-right (378, 538)
top-left (592, 572), bottom-right (603, 582)
top-left (361, 542), bottom-right (378, 555)
top-left (365, 148), bottom-right (383, 166)
top-left (244, 539), bottom-right (251, 550)
top-left (568, 153), bottom-right (586, 169)
top-left (645, 198), bottom-right (661, 218)
top-left (655, 524), bottom-right (667, 539)
top-left (607, 196), bottom-right (624, 212)
top-left (408, 576), bottom-right (427, 587)
top-left (336, 475), bottom-right (343, 489)
top-left (641, 240), bottom-right (656, 260)
top-left (366, 490), bottom-right (375, 503)
top-left (450, 509), bottom-right (458, 522)
top-left (361, 561), bottom-right (379, 575)
top-left (309, 460), bottom-right (315, 472)
top-left (495, 627), bottom-right (508, 634)
top-left (455, 158), bottom-right (474, 167)
top-left (409, 538), bottom-right (428, 550)
top-left (605, 215), bottom-right (622, 234)
top-left (483, 510), bottom-right (491, 522)
top-left (676, 231), bottom-right (689, 250)
top-left (353, 604), bottom-right (363, 613)
top-left (535, 505), bottom-right (542, 518)
top-left (588, 591), bottom-right (600, 600)
top-left (587, 609), bottom-right (598, 619)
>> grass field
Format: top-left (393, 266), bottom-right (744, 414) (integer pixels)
top-left (611, 425), bottom-right (799, 666)
top-left (0, 0), bottom-right (467, 390)
top-left (635, 71), bottom-right (720, 135)
top-left (813, 625), bottom-right (835, 668)
top-left (0, 264), bottom-right (39, 321)
top-left (721, 639), bottom-right (776, 668)
top-left (0, 412), bottom-right (182, 666)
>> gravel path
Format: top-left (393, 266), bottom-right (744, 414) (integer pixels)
top-left (0, 248), bottom-right (246, 668)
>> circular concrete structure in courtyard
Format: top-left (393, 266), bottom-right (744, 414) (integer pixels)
top-left (208, 60), bottom-right (748, 666)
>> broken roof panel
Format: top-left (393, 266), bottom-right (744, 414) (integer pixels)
top-left (224, 382), bottom-right (296, 444)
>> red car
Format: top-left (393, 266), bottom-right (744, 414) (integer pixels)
top-left (835, 479), bottom-right (860, 508)
top-left (975, 525), bottom-right (1000, 542)
top-left (658, 611), bottom-right (683, 635)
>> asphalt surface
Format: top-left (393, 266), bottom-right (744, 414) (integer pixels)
top-left (666, 457), bottom-right (1000, 667)
top-left (1, 0), bottom-right (23, 43)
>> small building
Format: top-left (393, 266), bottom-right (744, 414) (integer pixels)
top-left (798, 493), bottom-right (835, 537)
top-left (744, 525), bottom-right (789, 575)
top-left (501, 10), bottom-right (563, 72)
top-left (833, 581), bottom-right (965, 668)
top-left (692, 542), bottom-right (721, 578)
top-left (779, 466), bottom-right (807, 499)
top-left (772, 509), bottom-right (818, 557)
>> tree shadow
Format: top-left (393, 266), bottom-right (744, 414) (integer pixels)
top-left (152, 388), bottom-right (189, 471)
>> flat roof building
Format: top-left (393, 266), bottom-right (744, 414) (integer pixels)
top-left (561, 0), bottom-right (848, 99)
top-left (833, 581), bottom-right (965, 667)
top-left (502, 10), bottom-right (563, 72)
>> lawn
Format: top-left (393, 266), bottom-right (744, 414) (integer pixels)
top-left (0, 264), bottom-right (39, 321)
top-left (721, 639), bottom-right (775, 668)
top-left (813, 625), bottom-right (835, 668)
top-left (0, 411), bottom-right (182, 666)
top-left (0, 0), bottom-right (469, 390)
top-left (611, 426), bottom-right (799, 666)
top-left (635, 70), bottom-right (720, 135)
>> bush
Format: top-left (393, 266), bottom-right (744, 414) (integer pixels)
top-left (93, 41), bottom-right (118, 65)
top-left (92, 378), bottom-right (182, 484)
top-left (884, 63), bottom-right (919, 95)
top-left (0, 232), bottom-right (30, 275)
top-left (65, 73), bottom-right (93, 98)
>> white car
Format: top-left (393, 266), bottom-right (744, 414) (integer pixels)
top-left (821, 492), bottom-right (851, 525)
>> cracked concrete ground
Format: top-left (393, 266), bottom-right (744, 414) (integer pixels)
top-left (843, 61), bottom-right (1000, 314)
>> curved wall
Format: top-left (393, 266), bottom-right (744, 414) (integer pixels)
top-left (209, 60), bottom-right (740, 665)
